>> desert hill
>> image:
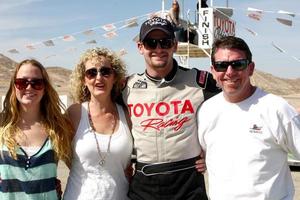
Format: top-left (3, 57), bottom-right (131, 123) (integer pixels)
top-left (251, 71), bottom-right (300, 95)
top-left (0, 53), bottom-right (299, 108)
top-left (0, 54), bottom-right (71, 94)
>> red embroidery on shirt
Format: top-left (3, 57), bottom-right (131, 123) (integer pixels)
top-left (128, 100), bottom-right (194, 117)
top-left (140, 116), bottom-right (190, 131)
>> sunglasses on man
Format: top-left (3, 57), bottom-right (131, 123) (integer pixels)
top-left (14, 78), bottom-right (45, 90)
top-left (213, 59), bottom-right (249, 72)
top-left (85, 67), bottom-right (114, 79)
top-left (142, 38), bottom-right (174, 49)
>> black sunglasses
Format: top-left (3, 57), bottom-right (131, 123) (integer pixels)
top-left (213, 59), bottom-right (249, 72)
top-left (14, 78), bottom-right (44, 90)
top-left (143, 38), bottom-right (174, 49)
top-left (85, 67), bottom-right (114, 79)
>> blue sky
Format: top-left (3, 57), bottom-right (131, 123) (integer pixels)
top-left (0, 0), bottom-right (299, 78)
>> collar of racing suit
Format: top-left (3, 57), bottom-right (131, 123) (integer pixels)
top-left (145, 59), bottom-right (178, 83)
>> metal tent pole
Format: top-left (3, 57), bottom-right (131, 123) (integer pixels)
top-left (162, 0), bottom-right (165, 15)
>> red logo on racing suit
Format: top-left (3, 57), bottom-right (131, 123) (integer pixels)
top-left (128, 100), bottom-right (194, 132)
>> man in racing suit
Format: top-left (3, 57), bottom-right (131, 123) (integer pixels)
top-left (122, 16), bottom-right (220, 200)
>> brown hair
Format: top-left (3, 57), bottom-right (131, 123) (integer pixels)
top-left (211, 36), bottom-right (252, 64)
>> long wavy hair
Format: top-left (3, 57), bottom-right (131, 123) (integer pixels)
top-left (0, 59), bottom-right (73, 166)
top-left (70, 47), bottom-right (127, 103)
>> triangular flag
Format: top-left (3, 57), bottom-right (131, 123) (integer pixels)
top-left (86, 39), bottom-right (97, 44)
top-left (8, 49), bottom-right (19, 54)
top-left (65, 47), bottom-right (77, 52)
top-left (276, 18), bottom-right (292, 26)
top-left (124, 18), bottom-right (138, 28)
top-left (45, 54), bottom-right (56, 59)
top-left (245, 28), bottom-right (258, 36)
top-left (148, 12), bottom-right (158, 19)
top-left (103, 31), bottom-right (117, 39)
top-left (278, 10), bottom-right (295, 17)
top-left (118, 48), bottom-right (127, 56)
top-left (132, 34), bottom-right (139, 42)
top-left (247, 12), bottom-right (263, 21)
top-left (271, 42), bottom-right (285, 53)
top-left (82, 30), bottom-right (95, 36)
top-left (62, 35), bottom-right (76, 42)
top-left (247, 7), bottom-right (263, 13)
top-left (291, 56), bottom-right (300, 62)
top-left (25, 44), bottom-right (35, 50)
top-left (43, 40), bottom-right (55, 46)
top-left (102, 24), bottom-right (116, 31)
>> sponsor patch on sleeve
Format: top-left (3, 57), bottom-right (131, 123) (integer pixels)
top-left (133, 79), bottom-right (147, 89)
top-left (196, 70), bottom-right (208, 88)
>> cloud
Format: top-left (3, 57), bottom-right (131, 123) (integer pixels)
top-left (0, 0), bottom-right (44, 11)
top-left (0, 37), bottom-right (38, 51)
top-left (0, 17), bottom-right (46, 30)
top-left (0, 14), bottom-right (90, 31)
top-left (0, 0), bottom-right (47, 30)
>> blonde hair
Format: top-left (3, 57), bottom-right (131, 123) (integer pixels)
top-left (70, 47), bottom-right (127, 103)
top-left (0, 59), bottom-right (73, 166)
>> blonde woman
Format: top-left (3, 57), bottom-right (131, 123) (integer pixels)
top-left (63, 47), bottom-right (133, 200)
top-left (0, 59), bottom-right (73, 200)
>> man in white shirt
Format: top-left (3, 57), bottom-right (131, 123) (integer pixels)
top-left (197, 36), bottom-right (300, 200)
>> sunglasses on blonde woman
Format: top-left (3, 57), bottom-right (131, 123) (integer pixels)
top-left (85, 67), bottom-right (114, 79)
top-left (14, 78), bottom-right (44, 90)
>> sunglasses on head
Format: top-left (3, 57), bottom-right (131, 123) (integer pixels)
top-left (14, 78), bottom-right (44, 90)
top-left (213, 59), bottom-right (249, 72)
top-left (85, 67), bottom-right (114, 79)
top-left (143, 38), bottom-right (174, 49)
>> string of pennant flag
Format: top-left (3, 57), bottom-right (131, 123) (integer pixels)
top-left (245, 7), bottom-right (300, 62)
top-left (227, 7), bottom-right (298, 37)
top-left (6, 6), bottom-right (300, 62)
top-left (216, 7), bottom-right (300, 62)
top-left (245, 7), bottom-right (299, 26)
top-left (7, 11), bottom-right (157, 56)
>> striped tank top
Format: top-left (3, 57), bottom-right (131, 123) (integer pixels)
top-left (0, 138), bottom-right (58, 200)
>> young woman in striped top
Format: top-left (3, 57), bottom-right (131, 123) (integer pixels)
top-left (0, 59), bottom-right (73, 200)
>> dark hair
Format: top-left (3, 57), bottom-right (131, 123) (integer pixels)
top-left (211, 36), bottom-right (252, 63)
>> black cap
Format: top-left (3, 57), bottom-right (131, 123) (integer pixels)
top-left (139, 17), bottom-right (175, 42)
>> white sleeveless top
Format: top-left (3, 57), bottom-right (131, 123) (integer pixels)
top-left (63, 102), bottom-right (133, 200)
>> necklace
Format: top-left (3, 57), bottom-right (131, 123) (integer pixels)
top-left (87, 102), bottom-right (117, 166)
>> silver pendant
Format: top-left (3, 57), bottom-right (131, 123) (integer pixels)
top-left (99, 159), bottom-right (105, 166)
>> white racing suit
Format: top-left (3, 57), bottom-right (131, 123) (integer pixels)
top-left (122, 60), bottom-right (220, 199)
top-left (123, 60), bottom-right (220, 163)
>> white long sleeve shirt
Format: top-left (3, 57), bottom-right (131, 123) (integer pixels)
top-left (197, 88), bottom-right (300, 200)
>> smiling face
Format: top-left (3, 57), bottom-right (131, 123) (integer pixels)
top-left (211, 48), bottom-right (255, 103)
top-left (15, 63), bottom-right (45, 109)
top-left (84, 56), bottom-right (116, 100)
top-left (138, 30), bottom-right (177, 78)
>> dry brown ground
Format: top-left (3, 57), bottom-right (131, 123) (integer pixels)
top-left (58, 162), bottom-right (300, 199)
